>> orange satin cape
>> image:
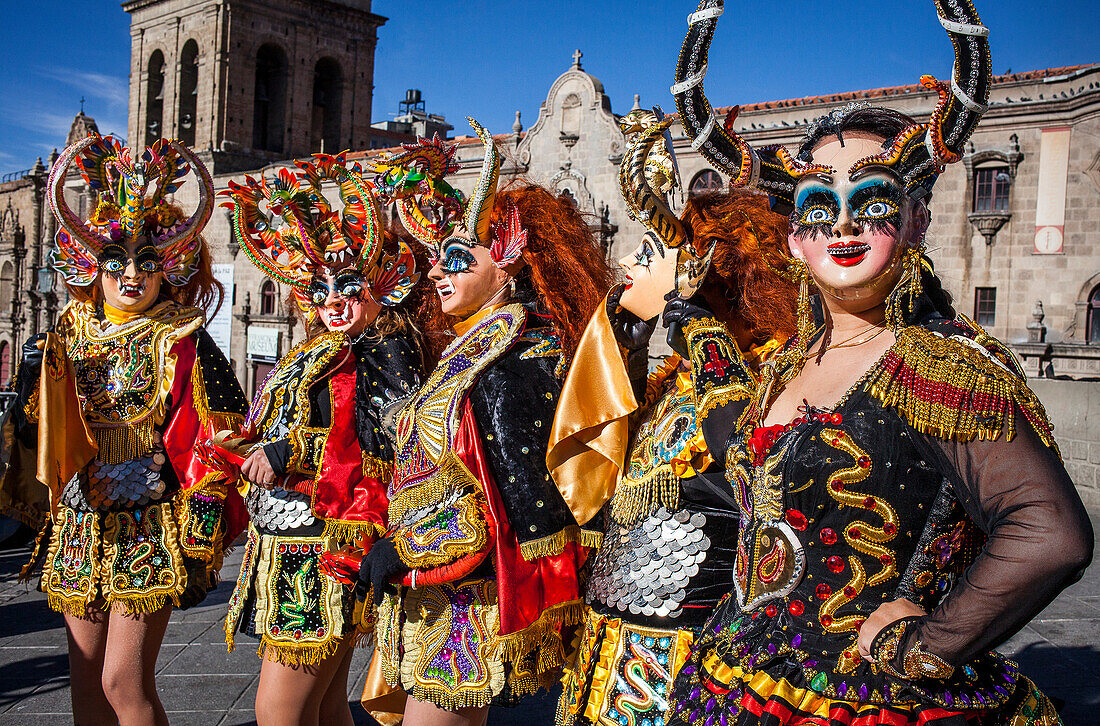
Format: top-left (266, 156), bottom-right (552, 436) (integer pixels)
top-left (546, 295), bottom-right (639, 526)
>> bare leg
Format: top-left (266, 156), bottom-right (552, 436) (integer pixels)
top-left (101, 602), bottom-right (172, 726)
top-left (318, 637), bottom-right (357, 726)
top-left (255, 634), bottom-right (357, 726)
top-left (62, 604), bottom-right (116, 726)
top-left (403, 697), bottom-right (489, 726)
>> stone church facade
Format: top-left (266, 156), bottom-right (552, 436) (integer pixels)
top-left (0, 1), bottom-right (1098, 398)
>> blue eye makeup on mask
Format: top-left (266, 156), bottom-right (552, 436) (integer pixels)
top-left (849, 180), bottom-right (904, 234)
top-left (792, 186), bottom-right (840, 241)
top-left (440, 240), bottom-right (476, 275)
top-left (309, 271), bottom-right (366, 306)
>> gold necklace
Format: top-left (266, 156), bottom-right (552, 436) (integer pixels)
top-left (804, 323), bottom-right (888, 358)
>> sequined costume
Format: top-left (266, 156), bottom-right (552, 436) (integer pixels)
top-left (368, 120), bottom-right (593, 710)
top-left (217, 153), bottom-right (423, 666)
top-left (222, 329), bottom-right (422, 665)
top-left (8, 300), bottom-right (248, 617)
top-left (663, 2), bottom-right (1091, 724)
top-left (376, 302), bottom-right (587, 709)
top-left (0, 132), bottom-right (248, 617)
top-left (553, 344), bottom-right (737, 726)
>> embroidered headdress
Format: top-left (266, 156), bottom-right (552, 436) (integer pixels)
top-left (47, 133), bottom-right (215, 286)
top-left (221, 153), bottom-right (419, 320)
top-left (366, 118), bottom-right (527, 268)
top-left (672, 0), bottom-right (991, 213)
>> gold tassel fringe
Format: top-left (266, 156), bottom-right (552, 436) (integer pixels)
top-left (608, 470), bottom-right (680, 527)
top-left (322, 518), bottom-right (385, 544)
top-left (518, 526), bottom-right (602, 561)
top-left (92, 421), bottom-right (159, 465)
top-left (493, 598), bottom-right (584, 665)
top-left (257, 636), bottom-right (341, 667)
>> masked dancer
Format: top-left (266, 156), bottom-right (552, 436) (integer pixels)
top-left (217, 154), bottom-right (423, 726)
top-left (659, 2), bottom-right (1093, 725)
top-left (0, 133), bottom-right (248, 726)
top-left (548, 109), bottom-right (799, 726)
top-left (355, 120), bottom-right (613, 726)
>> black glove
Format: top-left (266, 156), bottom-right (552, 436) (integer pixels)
top-left (356, 536), bottom-right (407, 607)
top-left (606, 284), bottom-right (658, 352)
top-left (662, 292), bottom-right (713, 359)
top-left (10, 333), bottom-right (47, 446)
top-left (176, 557), bottom-right (213, 610)
top-left (608, 284), bottom-right (657, 400)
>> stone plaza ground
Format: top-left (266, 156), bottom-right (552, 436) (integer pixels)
top-left (1, 513), bottom-right (1098, 725)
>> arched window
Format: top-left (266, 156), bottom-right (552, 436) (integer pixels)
top-left (559, 189), bottom-right (577, 207)
top-left (0, 342), bottom-right (10, 388)
top-left (311, 58), bottom-right (343, 153)
top-left (689, 169), bottom-right (723, 197)
top-left (177, 40), bottom-right (199, 147)
top-left (146, 50), bottom-right (166, 145)
top-left (260, 280), bottom-right (277, 316)
top-left (1087, 285), bottom-right (1100, 345)
top-left (0, 261), bottom-right (12, 305)
top-left (253, 44), bottom-right (288, 153)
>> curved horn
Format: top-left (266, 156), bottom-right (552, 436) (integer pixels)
top-left (619, 116), bottom-right (689, 251)
top-left (850, 0), bottom-right (991, 198)
top-left (297, 153), bottom-right (384, 274)
top-left (674, 2), bottom-right (842, 215)
top-left (48, 135), bottom-right (108, 260)
top-left (154, 141), bottom-right (214, 284)
top-left (464, 118), bottom-right (500, 245)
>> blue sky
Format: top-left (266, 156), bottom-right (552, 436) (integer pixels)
top-left (1, 1), bottom-right (1096, 173)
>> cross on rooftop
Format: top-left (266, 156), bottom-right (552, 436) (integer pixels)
top-left (572, 49), bottom-right (583, 69)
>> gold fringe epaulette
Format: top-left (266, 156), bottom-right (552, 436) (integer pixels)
top-left (865, 325), bottom-right (1057, 451)
top-left (518, 525), bottom-right (603, 561)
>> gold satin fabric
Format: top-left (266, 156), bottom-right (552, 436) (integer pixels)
top-left (36, 332), bottom-right (98, 514)
top-left (103, 303), bottom-right (141, 325)
top-left (547, 295), bottom-right (639, 526)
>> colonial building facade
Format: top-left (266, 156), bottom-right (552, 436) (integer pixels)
top-left (0, 2), bottom-right (1097, 394)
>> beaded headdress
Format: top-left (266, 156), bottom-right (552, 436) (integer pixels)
top-left (367, 118), bottom-right (527, 267)
top-left (672, 0), bottom-right (991, 214)
top-left (47, 133), bottom-right (214, 286)
top-left (221, 153), bottom-right (419, 320)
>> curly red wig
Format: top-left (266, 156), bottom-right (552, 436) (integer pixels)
top-left (492, 183), bottom-right (614, 361)
top-left (684, 189), bottom-right (797, 347)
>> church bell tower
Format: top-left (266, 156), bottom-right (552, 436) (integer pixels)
top-left (122, 0), bottom-right (386, 172)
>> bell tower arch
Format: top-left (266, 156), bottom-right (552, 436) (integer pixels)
top-left (123, 0), bottom-right (385, 172)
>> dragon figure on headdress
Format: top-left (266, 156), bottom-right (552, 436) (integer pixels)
top-left (48, 133), bottom-right (214, 286)
top-left (221, 153), bottom-right (419, 318)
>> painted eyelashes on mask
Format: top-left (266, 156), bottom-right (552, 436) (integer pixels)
top-left (439, 242), bottom-right (476, 275)
top-left (792, 180), bottom-right (904, 266)
top-left (99, 245), bottom-right (161, 296)
top-left (309, 273), bottom-right (365, 307)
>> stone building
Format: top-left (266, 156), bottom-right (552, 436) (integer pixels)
top-left (0, 7), bottom-right (1098, 493)
top-left (122, 0), bottom-right (387, 173)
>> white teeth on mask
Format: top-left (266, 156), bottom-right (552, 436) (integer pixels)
top-left (438, 279), bottom-right (455, 296)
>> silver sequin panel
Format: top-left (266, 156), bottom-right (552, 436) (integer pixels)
top-left (245, 485), bottom-right (316, 530)
top-left (61, 450), bottom-right (168, 512)
top-left (587, 507), bottom-right (711, 619)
